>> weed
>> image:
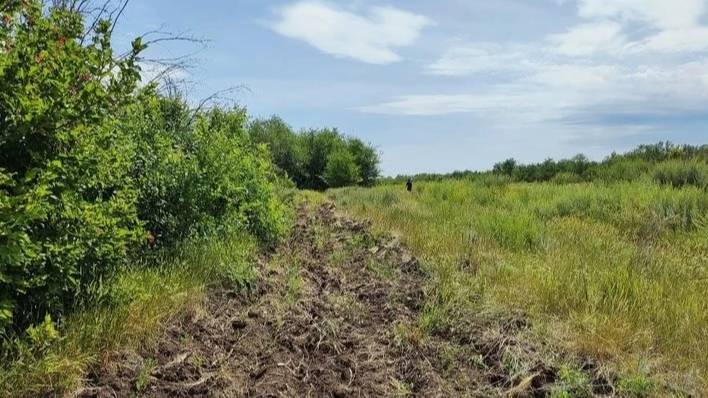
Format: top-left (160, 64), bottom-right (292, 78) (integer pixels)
top-left (135, 358), bottom-right (157, 392)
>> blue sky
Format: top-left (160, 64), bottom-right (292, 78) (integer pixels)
top-left (114, 0), bottom-right (708, 175)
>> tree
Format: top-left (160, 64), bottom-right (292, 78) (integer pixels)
top-left (300, 128), bottom-right (343, 190)
top-left (347, 138), bottom-right (380, 186)
top-left (493, 158), bottom-right (517, 177)
top-left (323, 149), bottom-right (360, 188)
top-left (248, 116), bottom-right (306, 186)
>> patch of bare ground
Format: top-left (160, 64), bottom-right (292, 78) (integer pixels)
top-left (76, 202), bottom-right (612, 397)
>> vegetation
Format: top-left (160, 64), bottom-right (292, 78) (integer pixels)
top-left (330, 170), bottom-right (708, 394)
top-left (0, 2), bottom-right (290, 394)
top-left (495, 142), bottom-right (708, 190)
top-left (1, 1), bottom-right (705, 396)
top-left (248, 116), bottom-right (380, 190)
top-left (383, 142), bottom-right (708, 191)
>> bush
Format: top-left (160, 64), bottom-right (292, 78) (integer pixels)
top-left (653, 160), bottom-right (708, 190)
top-left (0, 3), bottom-right (144, 333)
top-left (248, 116), bottom-right (307, 186)
top-left (132, 97), bottom-right (287, 246)
top-left (0, 2), bottom-right (287, 337)
top-left (591, 158), bottom-right (650, 183)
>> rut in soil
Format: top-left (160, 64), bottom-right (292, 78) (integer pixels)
top-left (78, 202), bottom-right (612, 397)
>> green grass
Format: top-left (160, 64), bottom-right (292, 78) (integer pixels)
top-left (329, 179), bottom-right (708, 394)
top-left (0, 232), bottom-right (259, 398)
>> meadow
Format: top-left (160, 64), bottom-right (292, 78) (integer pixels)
top-left (330, 177), bottom-right (708, 393)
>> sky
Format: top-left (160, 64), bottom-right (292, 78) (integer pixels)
top-left (114, 0), bottom-right (708, 176)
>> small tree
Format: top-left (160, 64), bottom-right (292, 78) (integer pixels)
top-left (493, 158), bottom-right (517, 177)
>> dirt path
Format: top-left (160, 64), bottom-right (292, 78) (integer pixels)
top-left (78, 203), bottom-right (611, 397)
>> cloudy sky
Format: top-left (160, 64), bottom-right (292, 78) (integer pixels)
top-left (116, 0), bottom-right (708, 175)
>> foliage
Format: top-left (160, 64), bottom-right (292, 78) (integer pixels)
top-left (323, 148), bottom-right (360, 188)
top-left (131, 96), bottom-right (287, 247)
top-left (347, 138), bottom-right (379, 187)
top-left (0, 2), bottom-right (144, 333)
top-left (652, 159), bottom-right (708, 190)
top-left (390, 142), bottom-right (707, 191)
top-left (248, 116), bottom-right (379, 190)
top-left (0, 1), bottom-right (287, 338)
top-left (248, 116), bottom-right (307, 185)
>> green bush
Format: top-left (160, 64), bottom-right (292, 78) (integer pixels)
top-left (131, 97), bottom-right (287, 246)
top-left (324, 148), bottom-right (361, 188)
top-left (653, 160), bottom-right (708, 190)
top-left (0, 3), bottom-right (144, 333)
top-left (0, 2), bottom-right (287, 337)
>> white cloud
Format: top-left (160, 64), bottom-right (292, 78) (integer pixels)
top-left (270, 1), bottom-right (431, 64)
top-left (427, 43), bottom-right (536, 75)
top-left (389, 0), bottom-right (708, 126)
top-left (138, 62), bottom-right (188, 85)
top-left (548, 22), bottom-right (626, 56)
top-left (573, 0), bottom-right (708, 54)
top-left (628, 27), bottom-right (708, 53)
top-left (577, 0), bottom-right (705, 29)
top-left (359, 60), bottom-right (708, 122)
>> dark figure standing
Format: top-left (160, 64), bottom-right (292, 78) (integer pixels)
top-left (406, 178), bottom-right (413, 192)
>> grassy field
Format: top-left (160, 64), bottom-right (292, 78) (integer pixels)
top-left (330, 178), bottom-right (708, 394)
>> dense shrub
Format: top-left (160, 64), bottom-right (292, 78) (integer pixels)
top-left (0, 3), bottom-right (144, 332)
top-left (591, 158), bottom-right (651, 183)
top-left (483, 143), bottom-right (707, 185)
top-left (248, 116), bottom-right (379, 190)
top-left (551, 172), bottom-right (584, 184)
top-left (0, 2), bottom-right (287, 336)
top-left (248, 116), bottom-right (307, 186)
top-left (131, 96), bottom-right (287, 246)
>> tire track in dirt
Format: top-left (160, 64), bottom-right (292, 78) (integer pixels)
top-left (77, 202), bottom-right (612, 397)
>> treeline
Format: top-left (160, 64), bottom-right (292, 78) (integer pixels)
top-left (0, 2), bottom-right (288, 336)
top-left (383, 142), bottom-right (708, 190)
top-left (248, 116), bottom-right (379, 190)
top-left (492, 142), bottom-right (708, 189)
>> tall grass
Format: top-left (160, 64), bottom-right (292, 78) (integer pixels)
top-left (0, 232), bottom-right (258, 398)
top-left (330, 179), bottom-right (708, 393)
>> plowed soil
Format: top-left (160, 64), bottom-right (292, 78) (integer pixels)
top-left (77, 202), bottom-right (612, 397)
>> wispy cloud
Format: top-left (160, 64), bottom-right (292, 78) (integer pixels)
top-left (427, 43), bottom-right (537, 76)
top-left (360, 0), bottom-right (708, 141)
top-left (269, 1), bottom-right (431, 64)
top-left (548, 22), bottom-right (626, 56)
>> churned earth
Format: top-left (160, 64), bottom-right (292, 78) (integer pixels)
top-left (77, 202), bottom-right (613, 397)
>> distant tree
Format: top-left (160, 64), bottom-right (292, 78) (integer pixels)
top-left (248, 116), bottom-right (306, 185)
top-left (300, 128), bottom-right (344, 190)
top-left (323, 149), bottom-right (360, 188)
top-left (347, 138), bottom-right (379, 186)
top-left (249, 121), bottom-right (380, 190)
top-left (493, 158), bottom-right (517, 177)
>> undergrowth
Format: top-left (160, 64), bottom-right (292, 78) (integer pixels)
top-left (0, 232), bottom-right (259, 398)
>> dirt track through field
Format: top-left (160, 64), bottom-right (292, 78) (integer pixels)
top-left (77, 202), bottom-right (613, 397)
